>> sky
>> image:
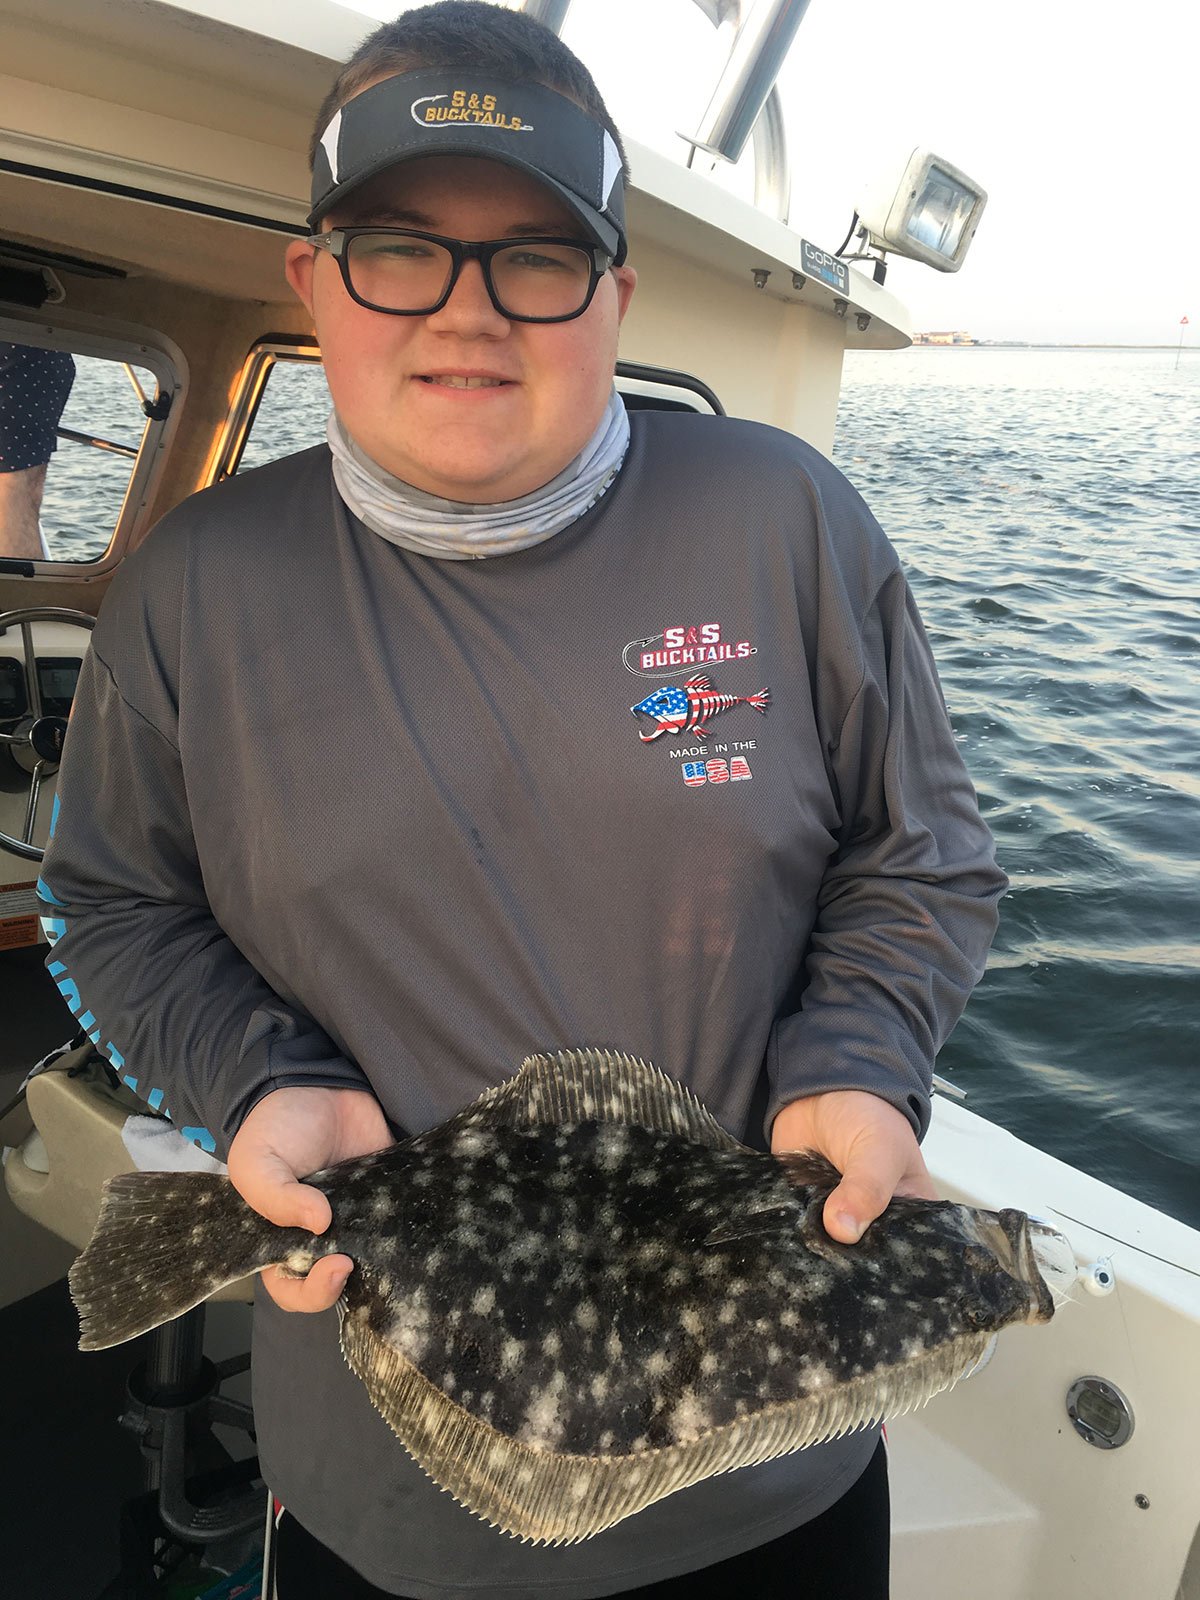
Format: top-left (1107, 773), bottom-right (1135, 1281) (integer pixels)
top-left (340, 0), bottom-right (1198, 345)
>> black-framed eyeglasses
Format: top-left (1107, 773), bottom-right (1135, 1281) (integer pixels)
top-left (307, 227), bottom-right (614, 323)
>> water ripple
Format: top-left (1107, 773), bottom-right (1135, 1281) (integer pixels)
top-left (837, 347), bottom-right (1200, 1228)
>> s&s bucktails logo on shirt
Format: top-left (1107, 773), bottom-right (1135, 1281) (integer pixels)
top-left (622, 621), bottom-right (770, 788)
top-left (626, 623), bottom-right (754, 675)
top-left (411, 90), bottom-right (533, 133)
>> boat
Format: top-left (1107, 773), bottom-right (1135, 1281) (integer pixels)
top-left (1, 2), bottom-right (1197, 1595)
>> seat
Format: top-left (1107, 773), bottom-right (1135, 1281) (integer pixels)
top-left (5, 1040), bottom-right (252, 1302)
top-left (4, 1041), bottom-right (265, 1591)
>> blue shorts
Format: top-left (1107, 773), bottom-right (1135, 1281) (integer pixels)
top-left (0, 342), bottom-right (77, 473)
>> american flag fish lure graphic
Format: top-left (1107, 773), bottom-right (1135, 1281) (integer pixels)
top-left (631, 675), bottom-right (771, 742)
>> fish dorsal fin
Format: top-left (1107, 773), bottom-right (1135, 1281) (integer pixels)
top-left (339, 1287), bottom-right (994, 1546)
top-left (436, 1048), bottom-right (745, 1153)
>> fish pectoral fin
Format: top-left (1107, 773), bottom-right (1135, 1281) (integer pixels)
top-left (425, 1048), bottom-right (747, 1152)
top-left (773, 1149), bottom-right (843, 1195)
top-left (703, 1202), bottom-right (803, 1247)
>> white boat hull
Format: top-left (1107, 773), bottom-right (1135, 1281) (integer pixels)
top-left (892, 1096), bottom-right (1200, 1599)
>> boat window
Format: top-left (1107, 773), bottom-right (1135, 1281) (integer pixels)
top-left (210, 341), bottom-right (327, 482)
top-left (0, 329), bottom-right (176, 572)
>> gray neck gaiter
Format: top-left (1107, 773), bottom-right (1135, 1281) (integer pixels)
top-left (327, 388), bottom-right (629, 560)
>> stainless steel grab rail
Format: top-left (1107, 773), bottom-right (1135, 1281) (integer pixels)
top-left (521, 0), bottom-right (809, 224)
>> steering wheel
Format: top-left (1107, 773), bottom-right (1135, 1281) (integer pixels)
top-left (0, 607), bottom-right (96, 862)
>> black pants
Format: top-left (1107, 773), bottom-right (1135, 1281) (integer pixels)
top-left (275, 1439), bottom-right (889, 1599)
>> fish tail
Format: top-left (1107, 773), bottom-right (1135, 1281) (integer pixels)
top-left (70, 1171), bottom-right (300, 1350)
top-left (746, 689), bottom-right (770, 713)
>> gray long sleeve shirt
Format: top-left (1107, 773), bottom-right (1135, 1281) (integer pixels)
top-left (41, 411), bottom-right (1006, 1595)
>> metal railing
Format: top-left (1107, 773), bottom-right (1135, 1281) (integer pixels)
top-left (52, 362), bottom-right (154, 459)
top-left (521, 0), bottom-right (812, 223)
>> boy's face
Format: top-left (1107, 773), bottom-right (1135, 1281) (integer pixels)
top-left (286, 152), bottom-right (636, 503)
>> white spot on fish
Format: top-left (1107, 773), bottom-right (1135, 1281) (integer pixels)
top-left (521, 1384), bottom-right (564, 1449)
top-left (471, 1286), bottom-right (496, 1316)
top-left (396, 1322), bottom-right (428, 1361)
top-left (595, 1127), bottom-right (628, 1171)
top-left (670, 1391), bottom-right (710, 1441)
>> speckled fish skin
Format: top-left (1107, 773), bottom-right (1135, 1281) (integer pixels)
top-left (70, 1049), bottom-right (1067, 1545)
top-left (328, 1121), bottom-right (1043, 1454)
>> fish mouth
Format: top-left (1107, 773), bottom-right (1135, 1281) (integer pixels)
top-left (970, 1209), bottom-right (1075, 1321)
top-left (1027, 1218), bottom-right (1078, 1299)
top-left (631, 707), bottom-right (665, 742)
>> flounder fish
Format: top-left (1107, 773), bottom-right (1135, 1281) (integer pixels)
top-left (70, 1049), bottom-right (1074, 1544)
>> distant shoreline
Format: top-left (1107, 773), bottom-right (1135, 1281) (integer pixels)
top-left (906, 343), bottom-right (1193, 352)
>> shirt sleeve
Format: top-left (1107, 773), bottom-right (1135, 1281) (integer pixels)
top-left (766, 492), bottom-right (1008, 1141)
top-left (38, 561), bottom-right (370, 1160)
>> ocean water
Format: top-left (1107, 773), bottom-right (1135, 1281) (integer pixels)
top-left (32, 358), bottom-right (158, 564)
top-left (26, 345), bottom-right (1200, 1231)
top-left (833, 348), bottom-right (1200, 1230)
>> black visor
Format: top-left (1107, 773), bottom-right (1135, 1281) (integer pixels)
top-left (309, 72), bottom-right (627, 266)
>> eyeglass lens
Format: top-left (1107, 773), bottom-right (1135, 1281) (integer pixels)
top-left (345, 234), bottom-right (595, 319)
